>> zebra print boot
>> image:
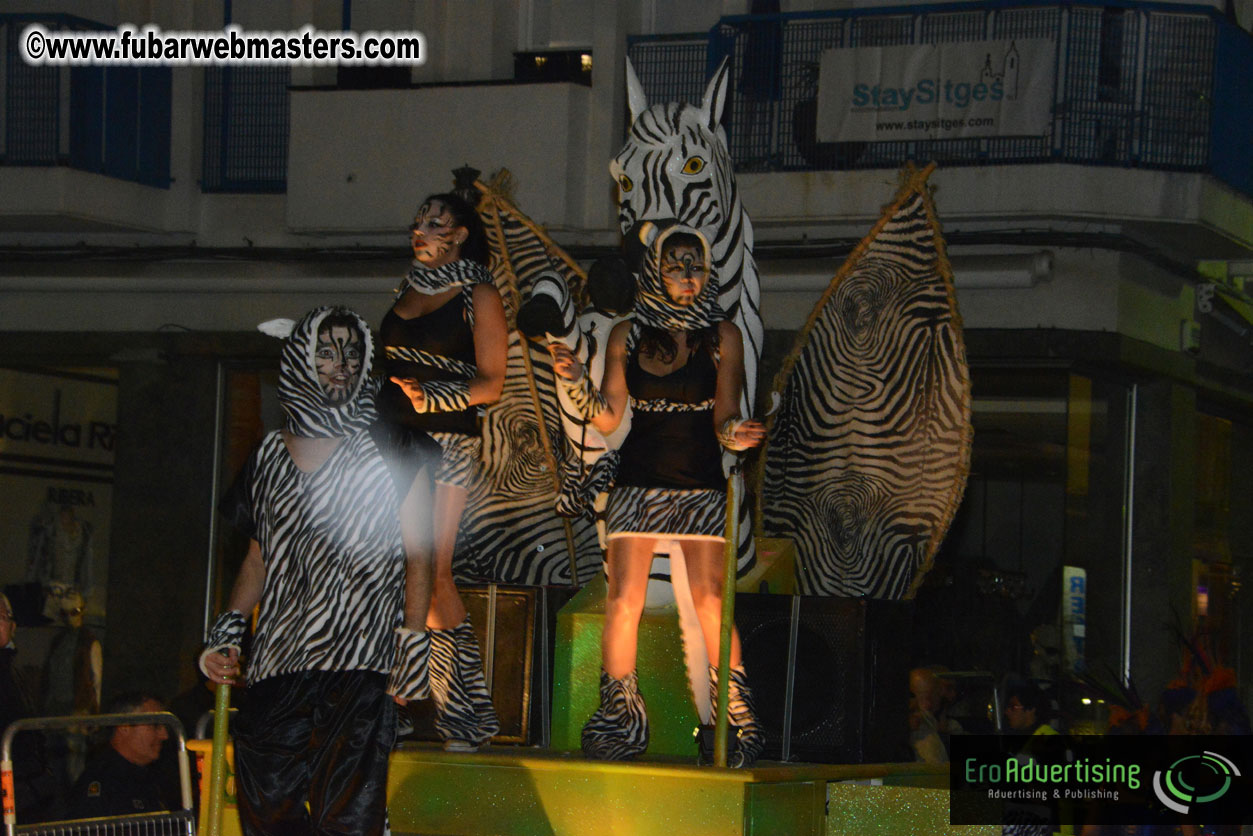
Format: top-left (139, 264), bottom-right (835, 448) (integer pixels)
top-left (581, 670), bottom-right (649, 761)
top-left (450, 615), bottom-right (500, 741)
top-left (708, 665), bottom-right (765, 768)
top-left (428, 617), bottom-right (499, 752)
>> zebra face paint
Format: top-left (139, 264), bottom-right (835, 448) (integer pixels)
top-left (315, 325), bottom-right (364, 404)
top-left (410, 199), bottom-right (465, 269)
top-left (633, 225), bottom-right (722, 332)
top-left (276, 306), bottom-right (378, 438)
top-left (659, 241), bottom-right (709, 307)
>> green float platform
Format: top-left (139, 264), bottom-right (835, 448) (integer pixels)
top-left (192, 740), bottom-right (982, 836)
top-left (385, 743), bottom-right (979, 836)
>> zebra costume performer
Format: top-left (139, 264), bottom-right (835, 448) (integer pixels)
top-left (554, 224), bottom-right (766, 766)
top-left (200, 306), bottom-right (438, 836)
top-left (377, 192), bottom-right (505, 750)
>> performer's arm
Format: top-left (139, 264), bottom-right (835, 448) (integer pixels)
top-left (713, 321), bottom-right (766, 451)
top-left (552, 319), bottom-right (630, 435)
top-left (592, 320), bottom-right (631, 434)
top-left (226, 539), bottom-right (266, 615)
top-left (200, 540), bottom-right (264, 685)
top-left (468, 282), bottom-right (508, 407)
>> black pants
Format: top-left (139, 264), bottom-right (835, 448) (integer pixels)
top-left (234, 670), bottom-right (395, 836)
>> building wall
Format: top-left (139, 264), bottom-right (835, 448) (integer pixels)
top-left (2, 0), bottom-right (1252, 719)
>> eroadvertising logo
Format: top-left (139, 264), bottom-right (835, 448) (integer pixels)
top-left (951, 735), bottom-right (1253, 827)
top-left (1152, 751), bottom-right (1240, 814)
top-left (815, 37), bottom-right (1055, 144)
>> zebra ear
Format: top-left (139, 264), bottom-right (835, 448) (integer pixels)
top-left (700, 56), bottom-right (730, 132)
top-left (625, 57), bottom-right (648, 125)
top-left (636, 221), bottom-right (660, 250)
top-left (257, 318), bottom-right (296, 339)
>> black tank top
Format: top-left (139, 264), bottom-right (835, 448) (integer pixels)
top-left (615, 335), bottom-right (725, 491)
top-left (378, 288), bottom-right (479, 436)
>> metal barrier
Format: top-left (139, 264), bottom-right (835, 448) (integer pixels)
top-left (2, 713), bottom-right (195, 836)
top-left (626, 1), bottom-right (1253, 199)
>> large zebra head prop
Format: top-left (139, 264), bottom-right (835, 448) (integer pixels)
top-left (612, 58), bottom-right (735, 244)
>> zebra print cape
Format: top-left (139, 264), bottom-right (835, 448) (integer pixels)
top-left (758, 165), bottom-right (972, 599)
top-left (276, 306), bottom-right (379, 439)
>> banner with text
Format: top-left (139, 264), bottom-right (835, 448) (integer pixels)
top-left (0, 367), bottom-right (117, 623)
top-left (816, 38), bottom-right (1055, 143)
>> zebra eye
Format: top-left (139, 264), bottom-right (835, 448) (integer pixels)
top-left (681, 156), bottom-right (705, 175)
top-left (618, 174), bottom-right (633, 192)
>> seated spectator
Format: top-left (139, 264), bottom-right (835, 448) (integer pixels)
top-left (0, 593), bottom-right (56, 821)
top-left (909, 666), bottom-right (955, 763)
top-left (67, 693), bottom-right (169, 819)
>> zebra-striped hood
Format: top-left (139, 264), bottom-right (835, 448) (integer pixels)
top-left (276, 306), bottom-right (379, 438)
top-left (633, 222), bottom-right (724, 333)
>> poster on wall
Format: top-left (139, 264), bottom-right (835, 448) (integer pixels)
top-left (816, 38), bottom-right (1055, 143)
top-left (1062, 564), bottom-right (1087, 674)
top-left (0, 367), bottom-right (117, 628)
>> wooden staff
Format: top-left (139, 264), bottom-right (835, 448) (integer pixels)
top-left (206, 679), bottom-right (231, 836)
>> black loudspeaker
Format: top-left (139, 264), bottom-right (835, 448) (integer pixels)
top-left (400, 584), bottom-right (577, 746)
top-left (734, 594), bottom-right (914, 764)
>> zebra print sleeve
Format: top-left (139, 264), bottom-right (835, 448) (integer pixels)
top-left (557, 372), bottom-right (607, 420)
top-left (413, 379), bottom-right (472, 413)
top-left (198, 610), bottom-right (247, 678)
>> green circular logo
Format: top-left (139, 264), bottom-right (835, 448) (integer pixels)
top-left (1152, 752), bottom-right (1240, 814)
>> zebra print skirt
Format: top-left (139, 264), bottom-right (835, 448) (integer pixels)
top-left (605, 486), bottom-right (726, 541)
top-left (429, 432), bottom-right (483, 490)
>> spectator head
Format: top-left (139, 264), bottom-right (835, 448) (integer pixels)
top-left (909, 667), bottom-right (942, 714)
top-left (1004, 680), bottom-right (1044, 731)
top-left (107, 692), bottom-right (169, 766)
top-left (0, 593), bottom-right (14, 648)
top-left (52, 587), bottom-right (85, 629)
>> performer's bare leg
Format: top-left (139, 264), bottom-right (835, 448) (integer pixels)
top-left (426, 482), bottom-right (468, 630)
top-left (602, 536), bottom-right (656, 679)
top-left (683, 538), bottom-right (743, 669)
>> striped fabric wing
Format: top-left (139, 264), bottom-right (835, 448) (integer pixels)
top-left (758, 165), bottom-right (972, 599)
top-left (454, 178), bottom-right (602, 585)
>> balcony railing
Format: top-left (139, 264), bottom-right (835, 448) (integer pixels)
top-left (0, 14), bottom-right (171, 188)
top-left (202, 66), bottom-right (290, 193)
top-left (627, 1), bottom-right (1253, 200)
